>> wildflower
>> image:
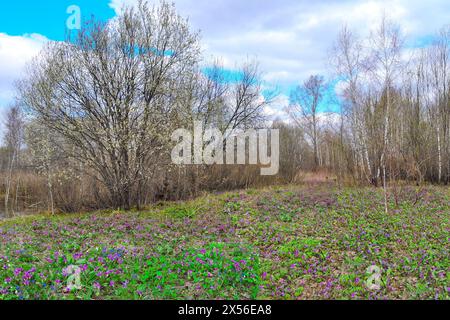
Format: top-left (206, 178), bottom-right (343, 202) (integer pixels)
top-left (73, 253), bottom-right (83, 260)
top-left (14, 268), bottom-right (23, 276)
top-left (93, 282), bottom-right (101, 290)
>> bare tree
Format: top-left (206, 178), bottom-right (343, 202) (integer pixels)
top-left (367, 15), bottom-right (404, 213)
top-left (3, 104), bottom-right (24, 217)
top-left (330, 26), bottom-right (374, 184)
top-left (287, 75), bottom-right (327, 169)
top-left (196, 59), bottom-right (274, 133)
top-left (225, 61), bottom-right (275, 131)
top-left (428, 26), bottom-right (450, 183)
top-left (25, 121), bottom-right (63, 215)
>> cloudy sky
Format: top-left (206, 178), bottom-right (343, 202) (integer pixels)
top-left (0, 0), bottom-right (449, 121)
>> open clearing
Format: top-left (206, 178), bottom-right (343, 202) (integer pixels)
top-left (0, 185), bottom-right (449, 300)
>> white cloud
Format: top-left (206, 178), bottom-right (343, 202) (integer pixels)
top-left (0, 33), bottom-right (47, 107)
top-left (334, 80), bottom-right (349, 97)
top-left (263, 94), bottom-right (290, 123)
top-left (317, 112), bottom-right (342, 128)
top-left (108, 0), bottom-right (134, 14)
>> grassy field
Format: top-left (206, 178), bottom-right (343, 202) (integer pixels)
top-left (0, 184), bottom-right (449, 300)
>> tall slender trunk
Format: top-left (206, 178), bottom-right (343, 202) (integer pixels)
top-left (382, 85), bottom-right (390, 214)
top-left (47, 167), bottom-right (55, 215)
top-left (437, 125), bottom-right (442, 183)
top-left (313, 115), bottom-right (319, 169)
top-left (4, 151), bottom-right (16, 218)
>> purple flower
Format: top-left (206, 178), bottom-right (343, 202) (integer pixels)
top-left (14, 268), bottom-right (23, 276)
top-left (73, 253), bottom-right (83, 260)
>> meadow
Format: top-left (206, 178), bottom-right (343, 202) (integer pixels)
top-left (0, 184), bottom-right (449, 300)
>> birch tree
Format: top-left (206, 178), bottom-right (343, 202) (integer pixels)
top-left (287, 75), bottom-right (327, 169)
top-left (3, 104), bottom-right (24, 217)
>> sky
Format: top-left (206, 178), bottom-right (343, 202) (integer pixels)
top-left (0, 0), bottom-right (449, 124)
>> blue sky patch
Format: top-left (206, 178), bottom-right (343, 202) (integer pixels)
top-left (406, 35), bottom-right (437, 49)
top-left (0, 1), bottom-right (115, 40)
top-left (202, 67), bottom-right (246, 84)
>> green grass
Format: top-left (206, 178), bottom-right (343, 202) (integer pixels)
top-left (0, 185), bottom-right (449, 300)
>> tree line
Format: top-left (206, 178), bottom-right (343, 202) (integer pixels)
top-left (1, 1), bottom-right (449, 216)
